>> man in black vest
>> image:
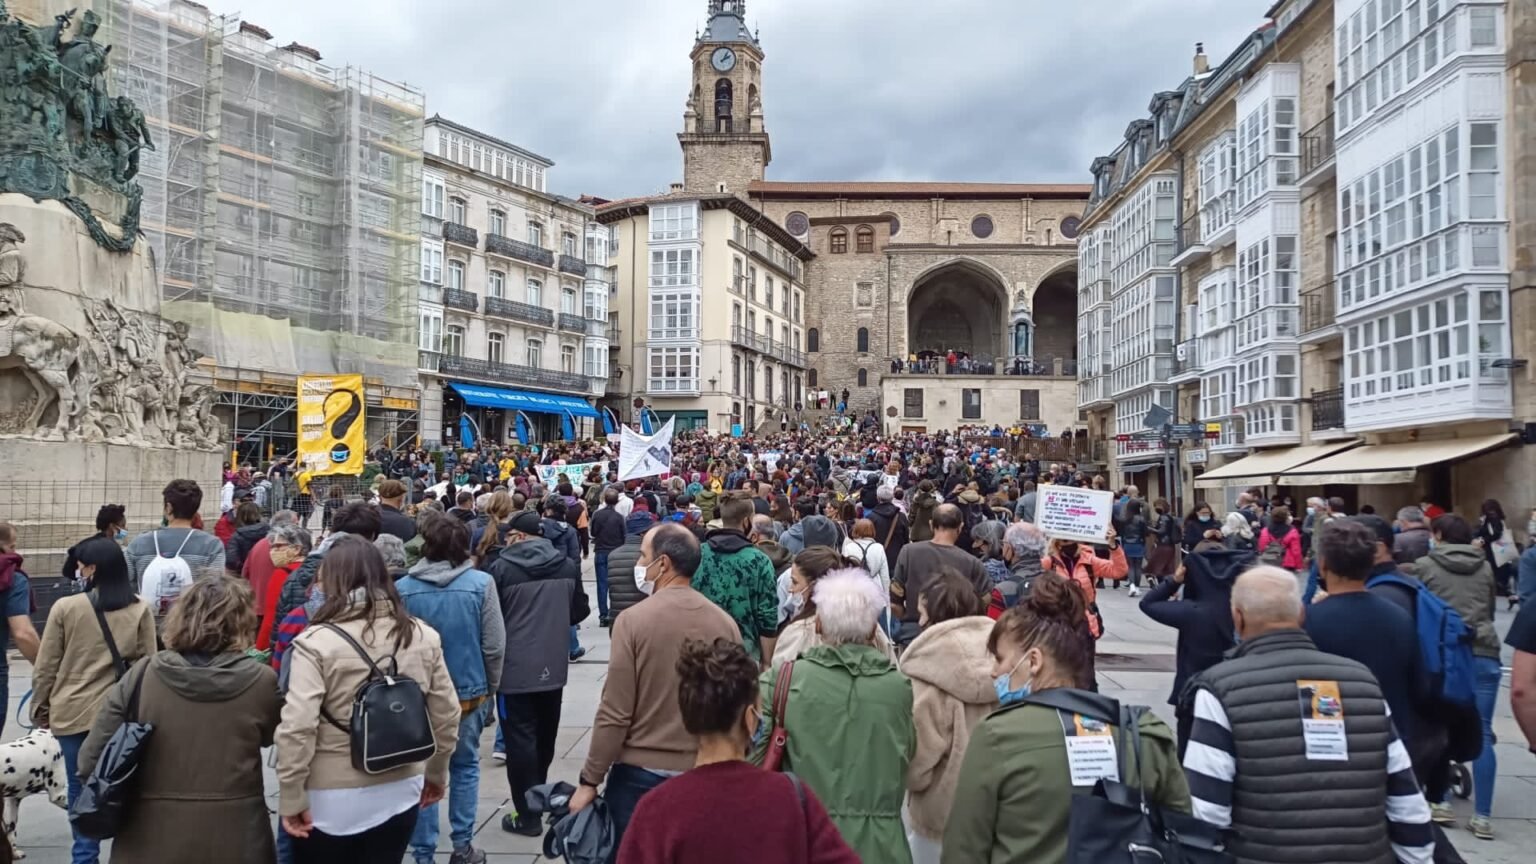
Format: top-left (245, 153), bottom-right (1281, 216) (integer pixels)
top-left (1181, 565), bottom-right (1435, 864)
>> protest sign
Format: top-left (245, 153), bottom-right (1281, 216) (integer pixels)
top-left (538, 461), bottom-right (607, 489)
top-left (1035, 486), bottom-right (1114, 544)
top-left (618, 418), bottom-right (675, 481)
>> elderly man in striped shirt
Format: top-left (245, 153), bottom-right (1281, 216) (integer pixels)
top-left (1180, 566), bottom-right (1434, 864)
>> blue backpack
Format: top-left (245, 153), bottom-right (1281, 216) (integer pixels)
top-left (1366, 572), bottom-right (1476, 706)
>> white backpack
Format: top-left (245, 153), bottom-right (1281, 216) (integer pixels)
top-left (141, 530), bottom-right (194, 616)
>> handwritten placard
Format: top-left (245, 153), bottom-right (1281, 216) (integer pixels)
top-left (1036, 486), bottom-right (1114, 544)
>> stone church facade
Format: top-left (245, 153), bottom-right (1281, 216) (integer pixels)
top-left (608, 0), bottom-right (1092, 437)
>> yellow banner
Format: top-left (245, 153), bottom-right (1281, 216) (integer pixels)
top-left (297, 374), bottom-right (366, 476)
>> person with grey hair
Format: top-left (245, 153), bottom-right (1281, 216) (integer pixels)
top-left (255, 520), bottom-right (312, 647)
top-left (970, 520), bottom-right (1009, 586)
top-left (373, 533), bottom-right (408, 580)
top-left (867, 483), bottom-right (909, 566)
top-left (1393, 505), bottom-right (1432, 565)
top-left (988, 521), bottom-right (1048, 616)
top-left (1182, 565), bottom-right (1434, 864)
top-left (241, 509), bottom-right (298, 620)
top-left (751, 568), bottom-right (914, 864)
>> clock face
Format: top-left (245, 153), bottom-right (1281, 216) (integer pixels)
top-left (711, 47), bottom-right (737, 72)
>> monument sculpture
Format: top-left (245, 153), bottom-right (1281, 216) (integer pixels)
top-left (0, 3), bottom-right (220, 481)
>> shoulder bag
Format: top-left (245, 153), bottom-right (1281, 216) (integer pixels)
top-left (761, 660), bottom-right (796, 772)
top-left (70, 660), bottom-right (153, 840)
top-left (318, 623), bottom-right (437, 774)
top-left (89, 594), bottom-right (131, 681)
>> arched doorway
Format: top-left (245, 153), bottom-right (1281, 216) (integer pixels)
top-left (1032, 268), bottom-right (1078, 364)
top-left (907, 260), bottom-right (1008, 362)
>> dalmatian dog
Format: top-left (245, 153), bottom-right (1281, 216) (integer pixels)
top-left (0, 728), bottom-right (69, 860)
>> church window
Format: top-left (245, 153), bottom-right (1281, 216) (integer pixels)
top-left (785, 212), bottom-right (810, 236)
top-left (855, 225), bottom-right (875, 253)
top-left (857, 327), bottom-right (870, 353)
top-left (715, 79), bottom-right (734, 133)
top-left (808, 368), bottom-right (818, 387)
top-left (971, 215), bottom-right (995, 239)
top-left (807, 328), bottom-right (819, 352)
top-left (857, 368), bottom-right (869, 387)
top-left (829, 228), bottom-right (848, 254)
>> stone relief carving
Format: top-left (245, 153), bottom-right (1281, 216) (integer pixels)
top-left (0, 6), bottom-right (149, 252)
top-left (0, 223), bottom-right (218, 449)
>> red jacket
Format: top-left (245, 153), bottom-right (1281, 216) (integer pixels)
top-left (1257, 525), bottom-right (1304, 569)
top-left (1042, 545), bottom-right (1127, 638)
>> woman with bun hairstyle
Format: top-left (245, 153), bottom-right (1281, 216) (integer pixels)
top-left (617, 637), bottom-right (859, 864)
top-left (942, 572), bottom-right (1190, 863)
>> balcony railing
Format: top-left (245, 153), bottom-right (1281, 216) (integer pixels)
top-left (1310, 386), bottom-right (1344, 431)
top-left (1300, 113), bottom-right (1336, 178)
top-left (439, 353), bottom-right (590, 392)
top-left (558, 254), bottom-right (586, 276)
top-left (1300, 280), bottom-right (1335, 335)
top-left (486, 234), bottom-right (554, 268)
top-left (606, 326), bottom-right (622, 344)
top-left (485, 296), bottom-right (554, 327)
top-left (443, 288), bottom-right (478, 312)
top-left (558, 313), bottom-right (586, 333)
top-left (418, 350), bottom-right (440, 371)
top-left (730, 325), bottom-right (773, 355)
top-left (442, 222), bottom-right (478, 247)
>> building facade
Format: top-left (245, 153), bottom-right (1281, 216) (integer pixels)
top-left (416, 118), bottom-right (604, 447)
top-left (1081, 0), bottom-right (1534, 518)
top-left (92, 0), bottom-right (425, 462)
top-left (604, 0), bottom-right (1090, 441)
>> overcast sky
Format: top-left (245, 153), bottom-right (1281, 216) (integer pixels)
top-left (210, 0), bottom-right (1268, 199)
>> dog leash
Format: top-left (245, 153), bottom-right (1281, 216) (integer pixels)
top-left (15, 688), bottom-right (34, 730)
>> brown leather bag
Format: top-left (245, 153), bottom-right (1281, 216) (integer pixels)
top-left (762, 660), bottom-right (796, 772)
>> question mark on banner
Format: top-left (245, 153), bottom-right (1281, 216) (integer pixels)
top-left (323, 389), bottom-right (363, 465)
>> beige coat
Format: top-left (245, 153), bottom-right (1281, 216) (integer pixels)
top-left (32, 593), bottom-right (157, 734)
top-left (899, 616), bottom-right (998, 840)
top-left (274, 597), bottom-right (461, 816)
top-left (771, 616), bottom-right (895, 667)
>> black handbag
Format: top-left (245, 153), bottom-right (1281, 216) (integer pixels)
top-left (69, 661), bottom-right (153, 840)
top-left (1025, 690), bottom-right (1233, 864)
top-left (318, 623), bottom-right (437, 775)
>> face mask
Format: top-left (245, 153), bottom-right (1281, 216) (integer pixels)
top-left (1428, 538), bottom-right (1436, 550)
top-left (787, 586), bottom-right (808, 617)
top-left (634, 561), bottom-right (655, 596)
top-left (1305, 507), bottom-right (1315, 516)
top-left (114, 528), bottom-right (127, 541)
top-left (1198, 514), bottom-right (1212, 523)
top-left (993, 654), bottom-right (1033, 706)
top-left (1059, 544), bottom-right (1078, 559)
top-left (74, 568), bottom-right (90, 593)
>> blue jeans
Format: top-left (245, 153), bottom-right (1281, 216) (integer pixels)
top-left (1471, 656), bottom-right (1502, 818)
top-left (594, 550), bottom-right (611, 619)
top-left (277, 825), bottom-right (295, 864)
top-left (569, 625), bottom-right (581, 654)
top-left (605, 763), bottom-right (672, 856)
top-left (410, 702), bottom-right (490, 861)
top-left (57, 732), bottom-right (100, 864)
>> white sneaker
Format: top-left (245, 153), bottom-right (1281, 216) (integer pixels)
top-left (492, 751), bottom-right (506, 764)
top-left (1128, 586), bottom-right (1141, 597)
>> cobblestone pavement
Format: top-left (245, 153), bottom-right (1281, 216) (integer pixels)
top-left (4, 559), bottom-right (1532, 862)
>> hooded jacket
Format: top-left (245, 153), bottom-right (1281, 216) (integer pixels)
top-left (694, 488), bottom-right (721, 523)
top-left (78, 652), bottom-right (281, 864)
top-left (397, 558), bottom-right (505, 701)
top-left (899, 617), bottom-right (998, 840)
top-left (988, 554), bottom-right (1046, 618)
top-left (908, 489), bottom-right (939, 542)
top-left (543, 517), bottom-right (581, 562)
top-left (1416, 544), bottom-right (1500, 658)
top-left (487, 538), bottom-right (589, 693)
top-left (867, 502), bottom-right (910, 564)
top-left (694, 529), bottom-right (780, 663)
top-left (226, 521), bottom-right (269, 574)
top-left (1139, 547), bottom-right (1248, 705)
top-left (1256, 521), bottom-right (1303, 569)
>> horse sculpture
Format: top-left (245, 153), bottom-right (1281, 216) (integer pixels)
top-left (0, 290), bottom-right (79, 436)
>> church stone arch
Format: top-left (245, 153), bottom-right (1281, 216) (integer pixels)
top-left (905, 258), bottom-right (1010, 362)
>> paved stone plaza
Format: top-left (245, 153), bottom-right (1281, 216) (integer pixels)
top-left (4, 558), bottom-right (1533, 862)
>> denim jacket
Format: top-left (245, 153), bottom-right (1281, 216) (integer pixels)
top-left (397, 559), bottom-right (505, 701)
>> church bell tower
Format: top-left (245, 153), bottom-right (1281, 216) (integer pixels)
top-left (679, 0), bottom-right (771, 195)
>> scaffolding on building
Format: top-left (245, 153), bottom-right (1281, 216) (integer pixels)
top-left (92, 0), bottom-right (425, 461)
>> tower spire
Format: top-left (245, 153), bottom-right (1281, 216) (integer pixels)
top-left (700, 0), bottom-right (757, 47)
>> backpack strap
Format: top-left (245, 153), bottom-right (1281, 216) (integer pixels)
top-left (171, 529), bottom-right (194, 558)
top-left (316, 622), bottom-right (404, 732)
top-left (1021, 687), bottom-right (1121, 726)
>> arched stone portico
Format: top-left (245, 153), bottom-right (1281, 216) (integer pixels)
top-left (906, 259), bottom-right (1010, 361)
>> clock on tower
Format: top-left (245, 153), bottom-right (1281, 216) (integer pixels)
top-left (680, 0), bottom-right (772, 194)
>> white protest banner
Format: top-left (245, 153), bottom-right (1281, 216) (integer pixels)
top-left (1036, 486), bottom-right (1114, 544)
top-left (617, 418), bottom-right (675, 481)
top-left (538, 461), bottom-right (608, 489)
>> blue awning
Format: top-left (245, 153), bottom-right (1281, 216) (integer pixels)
top-left (449, 382), bottom-right (599, 419)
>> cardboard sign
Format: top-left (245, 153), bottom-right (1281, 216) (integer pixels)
top-left (538, 461), bottom-right (607, 489)
top-left (1035, 486), bottom-right (1114, 544)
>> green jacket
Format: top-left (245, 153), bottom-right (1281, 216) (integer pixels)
top-left (694, 530), bottom-right (780, 662)
top-left (752, 644), bottom-right (914, 864)
top-left (942, 695), bottom-right (1191, 864)
top-left (1416, 544), bottom-right (1500, 658)
top-left (404, 533), bottom-right (425, 568)
top-left (694, 488), bottom-right (720, 522)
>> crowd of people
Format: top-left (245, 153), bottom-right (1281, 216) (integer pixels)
top-left (0, 424), bottom-right (1533, 863)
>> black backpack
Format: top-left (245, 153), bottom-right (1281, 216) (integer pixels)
top-left (318, 623), bottom-right (437, 775)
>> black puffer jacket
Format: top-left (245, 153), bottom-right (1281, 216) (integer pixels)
top-left (226, 522), bottom-right (269, 574)
top-left (605, 533), bottom-right (646, 624)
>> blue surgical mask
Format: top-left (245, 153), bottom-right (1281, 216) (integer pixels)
top-left (1428, 538), bottom-right (1437, 550)
top-left (1198, 514), bottom-right (1212, 523)
top-left (993, 655), bottom-right (1033, 706)
top-left (115, 528), bottom-right (127, 541)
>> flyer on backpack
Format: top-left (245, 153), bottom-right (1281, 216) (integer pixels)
top-left (1035, 486), bottom-right (1114, 544)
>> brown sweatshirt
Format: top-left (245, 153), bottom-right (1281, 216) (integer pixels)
top-left (581, 585), bottom-right (741, 785)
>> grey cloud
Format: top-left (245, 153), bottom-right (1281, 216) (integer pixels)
top-left (214, 0), bottom-right (1267, 196)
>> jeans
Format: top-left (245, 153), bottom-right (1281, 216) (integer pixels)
top-left (277, 826), bottom-right (295, 864)
top-left (293, 806), bottom-right (418, 863)
top-left (1471, 656), bottom-right (1502, 818)
top-left (0, 675), bottom-right (8, 739)
top-left (605, 763), bottom-right (672, 856)
top-left (499, 690), bottom-right (563, 818)
top-left (569, 625), bottom-right (581, 654)
top-left (57, 732), bottom-right (100, 864)
top-left (410, 702), bottom-right (490, 861)
top-left (594, 550), bottom-right (611, 619)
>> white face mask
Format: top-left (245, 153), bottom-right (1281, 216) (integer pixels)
top-left (634, 561), bottom-right (655, 596)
